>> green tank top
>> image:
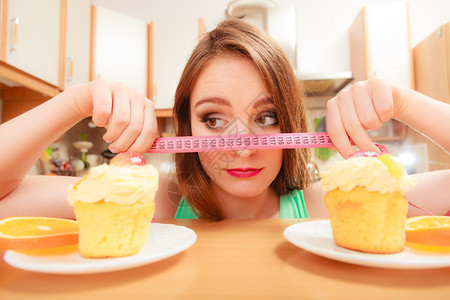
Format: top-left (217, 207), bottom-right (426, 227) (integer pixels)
top-left (174, 189), bottom-right (309, 219)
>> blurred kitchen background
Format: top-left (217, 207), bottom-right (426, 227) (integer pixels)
top-left (0, 0), bottom-right (448, 180)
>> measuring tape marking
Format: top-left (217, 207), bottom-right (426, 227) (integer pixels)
top-left (147, 132), bottom-right (334, 153)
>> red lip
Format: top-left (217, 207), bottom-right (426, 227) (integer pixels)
top-left (226, 168), bottom-right (263, 178)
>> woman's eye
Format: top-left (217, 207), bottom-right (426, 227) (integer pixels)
top-left (201, 116), bottom-right (228, 130)
top-left (256, 112), bottom-right (278, 127)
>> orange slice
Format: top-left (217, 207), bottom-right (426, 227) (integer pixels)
top-left (0, 217), bottom-right (79, 251)
top-left (405, 216), bottom-right (450, 252)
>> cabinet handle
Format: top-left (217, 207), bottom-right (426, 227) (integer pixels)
top-left (70, 61), bottom-right (74, 77)
top-left (66, 57), bottom-right (74, 82)
top-left (10, 17), bottom-right (19, 52)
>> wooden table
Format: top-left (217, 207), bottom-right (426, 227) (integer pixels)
top-left (1, 219), bottom-right (449, 299)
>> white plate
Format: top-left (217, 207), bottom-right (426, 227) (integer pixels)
top-left (284, 220), bottom-right (450, 269)
top-left (3, 223), bottom-right (197, 274)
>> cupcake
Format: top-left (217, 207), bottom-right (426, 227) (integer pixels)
top-left (68, 153), bottom-right (159, 258)
top-left (321, 152), bottom-right (416, 254)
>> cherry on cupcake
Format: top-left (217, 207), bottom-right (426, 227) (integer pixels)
top-left (347, 144), bottom-right (390, 159)
top-left (110, 152), bottom-right (146, 166)
top-left (348, 151), bottom-right (379, 159)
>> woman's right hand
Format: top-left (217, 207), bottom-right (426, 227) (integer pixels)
top-left (66, 79), bottom-right (158, 154)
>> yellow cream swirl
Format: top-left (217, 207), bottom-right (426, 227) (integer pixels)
top-left (320, 156), bottom-right (416, 194)
top-left (68, 164), bottom-right (159, 205)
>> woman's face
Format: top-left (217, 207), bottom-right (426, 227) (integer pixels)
top-left (190, 54), bottom-right (283, 199)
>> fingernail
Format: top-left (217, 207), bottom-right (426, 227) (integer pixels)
top-left (109, 147), bottom-right (117, 153)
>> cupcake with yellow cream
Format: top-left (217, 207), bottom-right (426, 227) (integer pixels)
top-left (68, 153), bottom-right (158, 258)
top-left (321, 152), bottom-right (415, 254)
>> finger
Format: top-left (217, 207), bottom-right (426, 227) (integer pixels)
top-left (127, 99), bottom-right (158, 154)
top-left (352, 82), bottom-right (383, 131)
top-left (103, 83), bottom-right (131, 144)
top-left (90, 80), bottom-right (113, 127)
top-left (368, 78), bottom-right (394, 122)
top-left (107, 89), bottom-right (144, 152)
top-left (326, 98), bottom-right (354, 158)
top-left (336, 89), bottom-right (379, 154)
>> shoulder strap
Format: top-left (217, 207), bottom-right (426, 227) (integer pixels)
top-left (174, 196), bottom-right (199, 219)
top-left (279, 190), bottom-right (309, 219)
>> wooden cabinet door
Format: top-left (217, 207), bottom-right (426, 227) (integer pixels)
top-left (3, 0), bottom-right (61, 86)
top-left (410, 22), bottom-right (450, 171)
top-left (64, 0), bottom-right (91, 89)
top-left (92, 5), bottom-right (148, 95)
top-left (414, 22), bottom-right (450, 104)
top-left (350, 2), bottom-right (414, 88)
top-left (151, 18), bottom-right (202, 109)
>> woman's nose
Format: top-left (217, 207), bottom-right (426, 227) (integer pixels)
top-left (232, 148), bottom-right (256, 158)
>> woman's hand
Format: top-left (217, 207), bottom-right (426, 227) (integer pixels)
top-left (66, 79), bottom-right (158, 154)
top-left (325, 78), bottom-right (404, 158)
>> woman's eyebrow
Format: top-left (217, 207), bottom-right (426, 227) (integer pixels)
top-left (251, 97), bottom-right (274, 109)
top-left (194, 97), bottom-right (231, 109)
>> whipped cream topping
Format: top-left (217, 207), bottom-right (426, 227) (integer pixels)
top-left (68, 164), bottom-right (159, 205)
top-left (320, 156), bottom-right (416, 194)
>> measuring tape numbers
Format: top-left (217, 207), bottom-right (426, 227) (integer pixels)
top-left (147, 132), bottom-right (335, 153)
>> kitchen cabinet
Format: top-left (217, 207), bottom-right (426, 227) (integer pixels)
top-left (414, 22), bottom-right (449, 104)
top-left (1, 86), bottom-right (50, 123)
top-left (349, 2), bottom-right (411, 142)
top-left (0, 0), bottom-right (91, 123)
top-left (91, 5), bottom-right (148, 96)
top-left (1, 0), bottom-right (62, 87)
top-left (349, 2), bottom-right (414, 88)
top-left (63, 0), bottom-right (91, 89)
top-left (410, 22), bottom-right (450, 171)
top-left (151, 18), bottom-right (204, 110)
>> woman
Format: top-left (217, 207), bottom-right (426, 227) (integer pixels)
top-left (0, 19), bottom-right (448, 219)
top-left (172, 19), bottom-right (311, 220)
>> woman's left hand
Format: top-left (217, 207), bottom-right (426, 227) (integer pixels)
top-left (325, 78), bottom-right (398, 158)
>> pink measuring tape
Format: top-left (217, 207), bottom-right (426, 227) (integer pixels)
top-left (146, 132), bottom-right (389, 154)
top-left (145, 134), bottom-right (434, 214)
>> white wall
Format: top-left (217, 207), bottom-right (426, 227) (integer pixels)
top-left (91, 0), bottom-right (450, 73)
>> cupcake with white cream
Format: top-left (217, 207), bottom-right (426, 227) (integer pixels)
top-left (321, 153), bottom-right (416, 254)
top-left (68, 153), bottom-right (158, 258)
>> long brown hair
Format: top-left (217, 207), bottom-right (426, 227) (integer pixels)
top-left (173, 18), bottom-right (311, 220)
